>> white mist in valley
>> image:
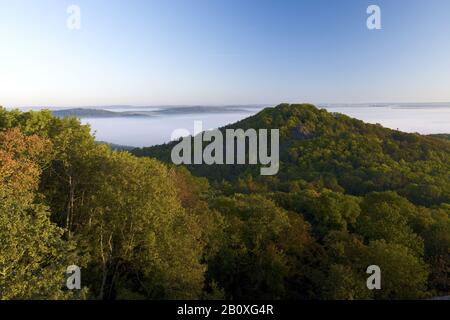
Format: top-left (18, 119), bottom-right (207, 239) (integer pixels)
top-left (16, 104), bottom-right (450, 148)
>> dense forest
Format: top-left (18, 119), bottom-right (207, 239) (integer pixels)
top-left (1, 104), bottom-right (449, 299)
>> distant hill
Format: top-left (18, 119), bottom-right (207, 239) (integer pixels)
top-left (51, 106), bottom-right (265, 118)
top-left (96, 141), bottom-right (135, 151)
top-left (52, 108), bottom-right (150, 118)
top-left (132, 103), bottom-right (450, 207)
top-left (155, 105), bottom-right (262, 115)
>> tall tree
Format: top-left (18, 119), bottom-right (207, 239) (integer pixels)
top-left (0, 129), bottom-right (80, 299)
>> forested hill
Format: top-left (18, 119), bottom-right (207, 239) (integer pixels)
top-left (132, 103), bottom-right (450, 207)
top-left (1, 106), bottom-right (449, 300)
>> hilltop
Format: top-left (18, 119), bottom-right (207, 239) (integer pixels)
top-left (132, 103), bottom-right (450, 207)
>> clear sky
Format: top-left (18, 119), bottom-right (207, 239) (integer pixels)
top-left (1, 0), bottom-right (450, 107)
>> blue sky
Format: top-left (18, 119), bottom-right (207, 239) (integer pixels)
top-left (1, 0), bottom-right (450, 106)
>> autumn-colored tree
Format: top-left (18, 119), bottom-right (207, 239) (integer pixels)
top-left (0, 129), bottom-right (80, 299)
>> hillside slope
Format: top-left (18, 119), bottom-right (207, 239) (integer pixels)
top-left (132, 103), bottom-right (450, 207)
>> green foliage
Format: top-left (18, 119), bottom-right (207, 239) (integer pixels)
top-left (134, 104), bottom-right (450, 207)
top-left (322, 264), bottom-right (372, 300)
top-left (366, 240), bottom-right (429, 299)
top-left (356, 192), bottom-right (425, 256)
top-left (0, 129), bottom-right (81, 299)
top-left (76, 150), bottom-right (206, 299)
top-left (0, 109), bottom-right (208, 300)
top-left (420, 209), bottom-right (450, 293)
top-left (273, 189), bottom-right (361, 238)
top-left (207, 194), bottom-right (292, 299)
top-left (1, 105), bottom-right (449, 300)
top-left (207, 194), bottom-right (324, 299)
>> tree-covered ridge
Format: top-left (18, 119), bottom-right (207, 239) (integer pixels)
top-left (132, 104), bottom-right (450, 298)
top-left (0, 105), bottom-right (449, 300)
top-left (429, 133), bottom-right (450, 142)
top-left (133, 104), bottom-right (450, 207)
top-left (52, 108), bottom-right (151, 118)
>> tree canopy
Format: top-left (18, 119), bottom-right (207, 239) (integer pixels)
top-left (1, 104), bottom-right (449, 299)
